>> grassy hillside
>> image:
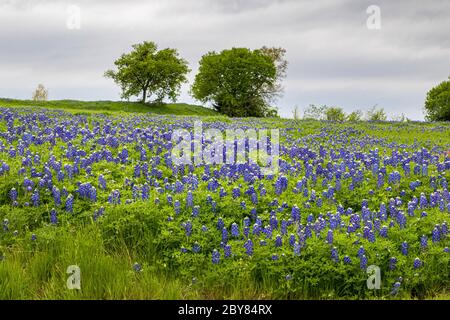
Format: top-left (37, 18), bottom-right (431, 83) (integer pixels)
top-left (0, 98), bottom-right (218, 116)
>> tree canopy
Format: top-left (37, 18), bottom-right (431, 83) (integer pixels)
top-left (191, 47), bottom-right (286, 117)
top-left (424, 77), bottom-right (450, 121)
top-left (105, 41), bottom-right (190, 104)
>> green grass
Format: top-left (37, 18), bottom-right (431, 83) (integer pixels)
top-left (0, 98), bottom-right (218, 116)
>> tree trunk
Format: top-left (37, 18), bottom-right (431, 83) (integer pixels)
top-left (142, 87), bottom-right (147, 104)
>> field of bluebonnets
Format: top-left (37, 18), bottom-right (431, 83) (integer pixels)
top-left (0, 106), bottom-right (449, 299)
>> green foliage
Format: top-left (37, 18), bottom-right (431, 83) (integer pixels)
top-left (424, 78), bottom-right (450, 121)
top-left (105, 41), bottom-right (190, 103)
top-left (191, 47), bottom-right (283, 117)
top-left (347, 110), bottom-right (363, 122)
top-left (0, 98), bottom-right (218, 116)
top-left (325, 107), bottom-right (346, 122)
top-left (367, 106), bottom-right (387, 121)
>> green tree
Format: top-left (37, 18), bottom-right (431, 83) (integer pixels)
top-left (347, 110), bottom-right (363, 122)
top-left (367, 106), bottom-right (387, 121)
top-left (325, 107), bottom-right (346, 122)
top-left (424, 77), bottom-right (450, 121)
top-left (105, 41), bottom-right (190, 104)
top-left (191, 47), bottom-right (284, 117)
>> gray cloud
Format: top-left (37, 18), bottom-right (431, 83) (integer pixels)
top-left (0, 0), bottom-right (449, 119)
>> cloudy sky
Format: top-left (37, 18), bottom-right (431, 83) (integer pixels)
top-left (0, 0), bottom-right (449, 119)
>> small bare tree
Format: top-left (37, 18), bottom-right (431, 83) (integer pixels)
top-left (293, 105), bottom-right (301, 120)
top-left (32, 84), bottom-right (48, 101)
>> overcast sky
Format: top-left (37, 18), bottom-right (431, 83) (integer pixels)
top-left (0, 0), bottom-right (449, 119)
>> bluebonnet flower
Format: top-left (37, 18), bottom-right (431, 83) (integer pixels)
top-left (173, 200), bottom-right (181, 215)
top-left (281, 219), bottom-right (289, 235)
top-left (201, 225), bottom-right (208, 232)
top-left (224, 244), bottom-right (231, 258)
top-left (360, 255), bottom-right (368, 270)
top-left (231, 223), bottom-right (239, 237)
top-left (166, 194), bottom-right (173, 205)
top-left (31, 233), bottom-right (37, 241)
top-left (217, 217), bottom-right (224, 230)
top-left (270, 215), bottom-right (278, 230)
top-left (419, 193), bottom-right (428, 208)
top-left (186, 191), bottom-right (193, 207)
top-left (389, 257), bottom-right (397, 270)
top-left (291, 205), bottom-right (300, 222)
top-left (9, 188), bottom-right (17, 202)
top-left (184, 220), bottom-right (192, 237)
top-left (379, 226), bottom-right (388, 238)
top-left (50, 208), bottom-right (58, 225)
top-left (343, 255), bottom-right (352, 264)
top-left (212, 249), bottom-right (220, 264)
top-left (192, 205), bottom-right (200, 218)
top-left (57, 170), bottom-right (64, 182)
top-left (65, 194), bottom-right (74, 213)
top-left (252, 223), bottom-right (261, 236)
top-left (89, 186), bottom-right (97, 202)
top-left (251, 193), bottom-right (258, 204)
top-left (413, 257), bottom-right (422, 269)
top-left (133, 263), bottom-right (142, 272)
top-left (275, 234), bottom-right (282, 247)
top-left (401, 241), bottom-right (408, 256)
top-left (444, 247), bottom-right (449, 253)
top-left (190, 242), bottom-right (200, 253)
top-left (357, 246), bottom-right (365, 258)
top-left (264, 225), bottom-right (273, 239)
top-left (391, 282), bottom-right (401, 296)
top-left (243, 226), bottom-right (249, 238)
top-left (293, 242), bottom-right (301, 256)
top-left (331, 247), bottom-right (339, 263)
top-left (271, 254), bottom-right (279, 261)
top-left (374, 219), bottom-right (381, 231)
top-left (289, 234), bottom-right (296, 246)
top-left (142, 183), bottom-right (150, 201)
top-left (420, 235), bottom-right (428, 249)
top-left (31, 189), bottom-right (39, 207)
top-left (222, 227), bottom-right (228, 243)
top-left (368, 230), bottom-right (375, 243)
top-left (285, 274), bottom-right (293, 281)
top-left (432, 226), bottom-right (440, 243)
top-left (326, 229), bottom-right (333, 244)
top-left (244, 239), bottom-right (254, 256)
